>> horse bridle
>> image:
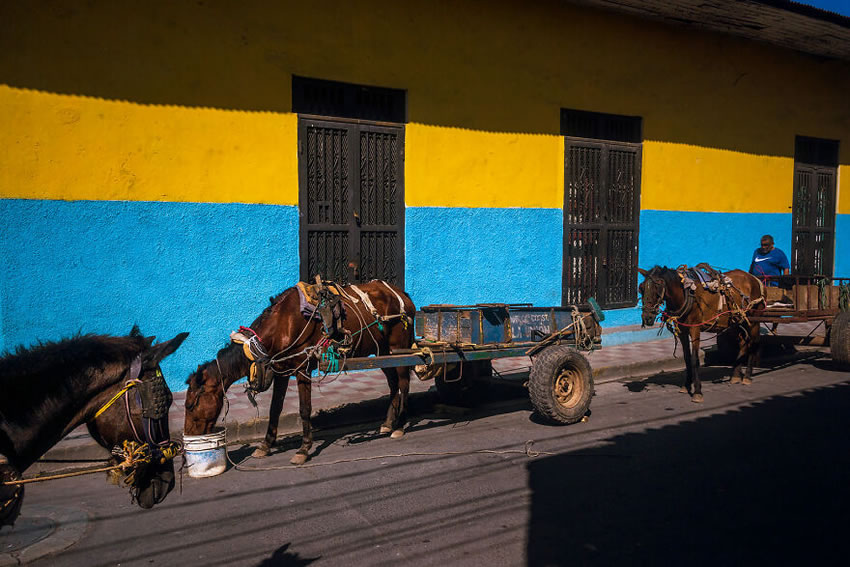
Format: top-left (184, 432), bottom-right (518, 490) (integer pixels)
top-left (99, 355), bottom-right (180, 467)
top-left (642, 271), bottom-right (697, 326)
top-left (641, 274), bottom-right (668, 322)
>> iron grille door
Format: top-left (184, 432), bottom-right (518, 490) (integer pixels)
top-left (563, 139), bottom-right (641, 308)
top-left (792, 137), bottom-right (837, 276)
top-left (298, 117), bottom-right (404, 286)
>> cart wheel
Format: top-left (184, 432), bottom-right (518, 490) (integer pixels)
top-left (528, 346), bottom-right (593, 425)
top-left (434, 361), bottom-right (492, 406)
top-left (831, 311), bottom-right (850, 370)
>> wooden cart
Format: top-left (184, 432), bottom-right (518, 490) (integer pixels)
top-left (318, 301), bottom-right (605, 425)
top-left (748, 275), bottom-right (850, 368)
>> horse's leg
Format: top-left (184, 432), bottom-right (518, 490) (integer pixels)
top-left (391, 366), bottom-right (411, 439)
top-left (742, 322), bottom-right (759, 385)
top-left (679, 331), bottom-right (693, 395)
top-left (380, 366), bottom-right (400, 435)
top-left (690, 328), bottom-right (704, 403)
top-left (252, 373), bottom-right (290, 458)
top-left (729, 329), bottom-right (745, 384)
top-left (291, 369), bottom-right (313, 465)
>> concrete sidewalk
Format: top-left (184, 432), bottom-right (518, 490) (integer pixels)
top-left (29, 322), bottom-right (826, 474)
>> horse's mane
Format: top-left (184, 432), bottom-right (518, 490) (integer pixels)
top-left (187, 341), bottom-right (245, 386)
top-left (268, 286), bottom-right (297, 306)
top-left (647, 265), bottom-right (680, 286)
top-left (0, 334), bottom-right (144, 392)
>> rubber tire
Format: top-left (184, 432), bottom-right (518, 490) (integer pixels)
top-left (528, 346), bottom-right (594, 425)
top-left (434, 360), bottom-right (492, 406)
top-left (830, 311), bottom-right (850, 370)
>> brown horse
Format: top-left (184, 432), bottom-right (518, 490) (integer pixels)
top-left (1, 329), bottom-right (188, 526)
top-left (638, 265), bottom-right (765, 402)
top-left (184, 280), bottom-right (416, 465)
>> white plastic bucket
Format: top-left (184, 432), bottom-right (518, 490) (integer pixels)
top-left (183, 428), bottom-right (227, 478)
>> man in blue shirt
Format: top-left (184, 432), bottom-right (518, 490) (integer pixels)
top-left (749, 234), bottom-right (790, 282)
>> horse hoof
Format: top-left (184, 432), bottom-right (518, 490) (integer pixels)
top-left (692, 394), bottom-right (704, 403)
top-left (379, 425), bottom-right (392, 434)
top-left (390, 429), bottom-right (405, 439)
top-left (742, 377), bottom-right (752, 385)
top-left (679, 387), bottom-right (688, 394)
top-left (252, 445), bottom-right (270, 459)
top-left (730, 376), bottom-right (742, 384)
top-left (290, 453), bottom-right (309, 466)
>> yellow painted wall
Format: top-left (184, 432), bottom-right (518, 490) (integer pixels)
top-left (641, 142), bottom-right (794, 214)
top-left (1, 0), bottom-right (848, 212)
top-left (405, 126), bottom-right (563, 208)
top-left (840, 166), bottom-right (850, 214)
top-left (0, 86), bottom-right (299, 205)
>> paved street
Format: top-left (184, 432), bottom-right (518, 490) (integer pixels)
top-left (5, 356), bottom-right (850, 566)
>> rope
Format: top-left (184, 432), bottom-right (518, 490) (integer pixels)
top-left (1, 439), bottom-right (158, 487)
top-left (840, 283), bottom-right (850, 311)
top-left (93, 380), bottom-right (139, 418)
top-left (229, 440), bottom-right (556, 472)
top-left (1, 463), bottom-right (124, 486)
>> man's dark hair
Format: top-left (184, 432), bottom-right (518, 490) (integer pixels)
top-left (761, 234), bottom-right (774, 244)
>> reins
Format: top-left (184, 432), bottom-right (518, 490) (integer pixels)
top-left (1, 356), bottom-right (180, 489)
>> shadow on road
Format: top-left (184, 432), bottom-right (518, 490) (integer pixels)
top-left (255, 542), bottom-right (319, 566)
top-left (258, 377), bottom-right (533, 462)
top-left (527, 380), bottom-right (850, 566)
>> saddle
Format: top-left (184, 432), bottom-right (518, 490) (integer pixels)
top-left (296, 277), bottom-right (347, 338)
top-left (678, 263), bottom-right (733, 294)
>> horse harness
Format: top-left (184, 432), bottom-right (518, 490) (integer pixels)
top-left (644, 264), bottom-right (760, 333)
top-left (95, 355), bottom-right (181, 473)
top-left (231, 278), bottom-right (411, 395)
top-left (0, 355), bottom-right (180, 519)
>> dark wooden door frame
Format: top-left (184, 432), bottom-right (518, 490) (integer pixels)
top-left (297, 114), bottom-right (405, 286)
top-left (791, 136), bottom-right (838, 277)
top-left (562, 137), bottom-right (641, 309)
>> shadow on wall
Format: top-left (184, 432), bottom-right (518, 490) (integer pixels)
top-left (2, 0), bottom-right (849, 156)
top-left (526, 378), bottom-right (850, 565)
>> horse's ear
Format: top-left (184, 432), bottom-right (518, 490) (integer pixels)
top-left (143, 336), bottom-right (156, 348)
top-left (269, 296), bottom-right (275, 305)
top-left (129, 324), bottom-right (143, 337)
top-left (636, 267), bottom-right (649, 277)
top-left (145, 332), bottom-right (190, 365)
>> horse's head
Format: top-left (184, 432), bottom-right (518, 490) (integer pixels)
top-left (184, 361), bottom-right (226, 436)
top-left (637, 267), bottom-right (668, 327)
top-left (132, 332), bottom-right (188, 509)
top-left (91, 331), bottom-right (188, 510)
top-left (183, 339), bottom-right (251, 436)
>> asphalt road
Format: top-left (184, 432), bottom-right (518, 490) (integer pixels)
top-left (9, 357), bottom-right (850, 567)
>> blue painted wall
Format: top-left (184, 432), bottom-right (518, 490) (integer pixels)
top-left (3, 201), bottom-right (841, 392)
top-left (405, 207), bottom-right (564, 307)
top-left (1, 199), bottom-right (299, 391)
top-left (638, 210), bottom-right (792, 273)
top-left (836, 214), bottom-right (849, 277)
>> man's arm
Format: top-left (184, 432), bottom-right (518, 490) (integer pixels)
top-left (778, 249), bottom-right (790, 275)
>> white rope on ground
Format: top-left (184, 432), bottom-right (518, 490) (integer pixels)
top-left (227, 440), bottom-right (555, 472)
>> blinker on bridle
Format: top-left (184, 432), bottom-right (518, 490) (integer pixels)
top-left (642, 275), bottom-right (667, 320)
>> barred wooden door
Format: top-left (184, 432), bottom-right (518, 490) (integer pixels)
top-left (563, 140), bottom-right (641, 308)
top-left (791, 137), bottom-right (837, 276)
top-left (298, 117), bottom-right (404, 285)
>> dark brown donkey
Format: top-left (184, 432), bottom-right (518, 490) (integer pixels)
top-left (1, 329), bottom-right (188, 526)
top-left (184, 280), bottom-right (416, 465)
top-left (638, 266), bottom-right (765, 402)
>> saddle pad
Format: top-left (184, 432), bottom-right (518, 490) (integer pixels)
top-left (296, 282), bottom-right (347, 321)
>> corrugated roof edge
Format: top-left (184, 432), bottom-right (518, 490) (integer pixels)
top-left (756, 0), bottom-right (850, 27)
